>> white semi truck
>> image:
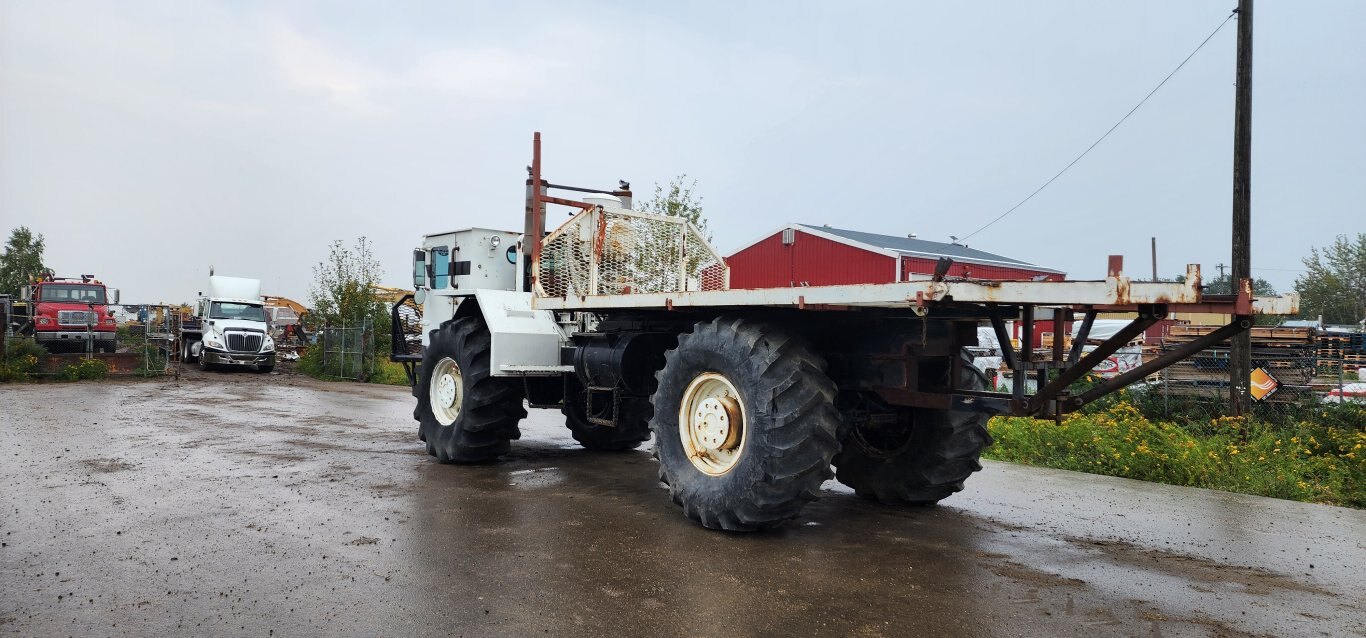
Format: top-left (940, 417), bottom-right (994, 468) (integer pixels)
top-left (391, 133), bottom-right (1298, 532)
top-left (179, 275), bottom-right (276, 373)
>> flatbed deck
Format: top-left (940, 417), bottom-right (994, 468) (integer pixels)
top-left (532, 265), bottom-right (1298, 316)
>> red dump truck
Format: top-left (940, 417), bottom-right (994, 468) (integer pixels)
top-left (13, 275), bottom-right (121, 353)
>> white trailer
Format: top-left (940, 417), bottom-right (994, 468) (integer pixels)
top-left (392, 134), bottom-right (1298, 532)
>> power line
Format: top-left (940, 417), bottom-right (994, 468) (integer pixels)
top-left (959, 10), bottom-right (1237, 243)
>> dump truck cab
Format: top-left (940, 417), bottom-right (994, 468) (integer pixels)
top-left (19, 275), bottom-right (120, 353)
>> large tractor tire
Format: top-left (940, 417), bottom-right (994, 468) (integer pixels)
top-left (415, 316), bottom-right (526, 463)
top-left (650, 317), bottom-right (840, 532)
top-left (832, 352), bottom-right (993, 505)
top-left (563, 382), bottom-right (652, 451)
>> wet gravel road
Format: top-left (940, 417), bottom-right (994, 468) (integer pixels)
top-left (2, 369), bottom-right (1363, 637)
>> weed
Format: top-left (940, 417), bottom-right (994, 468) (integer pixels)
top-left (985, 400), bottom-right (1366, 508)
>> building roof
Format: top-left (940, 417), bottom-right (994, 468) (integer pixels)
top-left (793, 224), bottom-right (1064, 274)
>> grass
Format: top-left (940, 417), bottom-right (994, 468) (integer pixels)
top-left (984, 400), bottom-right (1366, 508)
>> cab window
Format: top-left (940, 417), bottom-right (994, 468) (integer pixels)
top-left (431, 246), bottom-right (450, 289)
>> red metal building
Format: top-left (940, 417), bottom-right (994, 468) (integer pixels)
top-left (727, 224), bottom-right (1065, 289)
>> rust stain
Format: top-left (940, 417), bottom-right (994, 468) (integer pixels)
top-left (1113, 277), bottom-right (1131, 305)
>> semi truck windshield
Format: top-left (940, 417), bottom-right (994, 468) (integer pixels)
top-left (210, 302), bottom-right (267, 322)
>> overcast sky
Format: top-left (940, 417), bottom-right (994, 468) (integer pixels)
top-left (2, 1), bottom-right (1363, 305)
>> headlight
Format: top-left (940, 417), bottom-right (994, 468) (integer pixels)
top-left (204, 334), bottom-right (223, 348)
top-left (262, 336), bottom-right (275, 352)
top-left (37, 317), bottom-right (53, 326)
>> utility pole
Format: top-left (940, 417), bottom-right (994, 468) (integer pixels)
top-left (1230, 0), bottom-right (1254, 415)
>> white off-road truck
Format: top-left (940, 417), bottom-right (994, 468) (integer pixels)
top-left (391, 133), bottom-right (1298, 531)
top-left (180, 275), bottom-right (276, 373)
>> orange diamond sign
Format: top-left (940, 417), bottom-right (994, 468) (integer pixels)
top-left (1249, 367), bottom-right (1279, 401)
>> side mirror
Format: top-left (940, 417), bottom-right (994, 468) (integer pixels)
top-left (413, 288), bottom-right (427, 305)
top-left (20, 285), bottom-right (31, 300)
top-left (109, 288), bottom-right (120, 304)
top-left (412, 249), bottom-right (427, 289)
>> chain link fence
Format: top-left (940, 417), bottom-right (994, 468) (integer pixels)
top-left (318, 318), bottom-right (375, 380)
top-left (1, 304), bottom-right (180, 379)
top-left (973, 324), bottom-right (1366, 424)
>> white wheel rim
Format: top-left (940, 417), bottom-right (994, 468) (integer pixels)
top-left (429, 357), bottom-right (463, 426)
top-left (679, 373), bottom-right (747, 476)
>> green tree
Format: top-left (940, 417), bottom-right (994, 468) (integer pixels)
top-left (1295, 234), bottom-right (1366, 325)
top-left (307, 237), bottom-right (391, 379)
top-left (0, 227), bottom-right (53, 296)
top-left (623, 175), bottom-right (720, 292)
top-left (637, 174), bottom-right (709, 240)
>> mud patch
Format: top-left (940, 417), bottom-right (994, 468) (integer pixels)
top-left (991, 561), bottom-right (1086, 588)
top-left (234, 449), bottom-right (309, 463)
top-left (1071, 536), bottom-right (1336, 597)
top-left (1139, 610), bottom-right (1275, 638)
top-left (346, 536), bottom-right (379, 546)
top-left (82, 458), bottom-right (136, 473)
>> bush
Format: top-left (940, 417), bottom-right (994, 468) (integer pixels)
top-left (58, 358), bottom-right (109, 382)
top-left (370, 360), bottom-right (412, 386)
top-left (295, 340), bottom-right (409, 386)
top-left (296, 344), bottom-right (324, 378)
top-left (133, 343), bottom-right (170, 377)
top-left (985, 401), bottom-right (1366, 508)
top-left (1, 337), bottom-right (47, 382)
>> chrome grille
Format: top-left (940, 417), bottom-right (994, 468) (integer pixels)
top-left (57, 310), bottom-right (95, 326)
top-left (226, 332), bottom-right (263, 352)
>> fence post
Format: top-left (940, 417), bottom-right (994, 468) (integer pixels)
top-left (1163, 370), bottom-right (1169, 419)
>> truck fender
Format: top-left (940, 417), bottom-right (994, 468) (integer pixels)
top-left (467, 289), bottom-right (567, 377)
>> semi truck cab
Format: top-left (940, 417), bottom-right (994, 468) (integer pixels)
top-left (181, 275), bottom-right (276, 372)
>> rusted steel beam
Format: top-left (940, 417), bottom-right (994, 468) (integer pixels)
top-left (1027, 307), bottom-right (1162, 414)
top-left (1051, 308), bottom-right (1065, 365)
top-left (541, 195), bottom-right (595, 211)
top-left (1072, 317), bottom-right (1250, 411)
top-left (529, 132), bottom-right (544, 283)
top-left (988, 305), bottom-right (1017, 378)
top-left (1016, 305), bottom-right (1034, 403)
top-left (878, 389), bottom-right (1015, 415)
top-left (1068, 307), bottom-right (1096, 366)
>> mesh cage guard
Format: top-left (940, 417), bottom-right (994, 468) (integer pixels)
top-left (533, 207), bottom-right (728, 299)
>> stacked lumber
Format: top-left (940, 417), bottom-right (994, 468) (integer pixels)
top-left (1160, 325), bottom-right (1317, 402)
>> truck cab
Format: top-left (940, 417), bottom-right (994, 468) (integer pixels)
top-left (19, 276), bottom-right (120, 352)
top-left (182, 276), bottom-right (276, 372)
